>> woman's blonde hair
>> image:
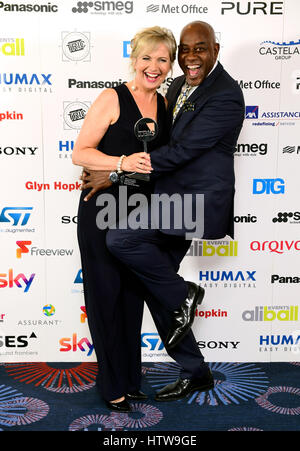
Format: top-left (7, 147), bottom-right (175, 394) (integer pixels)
top-left (130, 26), bottom-right (177, 70)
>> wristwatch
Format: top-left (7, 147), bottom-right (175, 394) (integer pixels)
top-left (109, 171), bottom-right (119, 183)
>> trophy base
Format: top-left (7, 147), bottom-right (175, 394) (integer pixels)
top-left (119, 172), bottom-right (150, 187)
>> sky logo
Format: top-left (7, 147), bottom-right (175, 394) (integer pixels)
top-left (59, 333), bottom-right (94, 356)
top-left (0, 207), bottom-right (33, 226)
top-left (141, 333), bottom-right (164, 351)
top-left (0, 269), bottom-right (35, 292)
top-left (245, 106), bottom-right (259, 119)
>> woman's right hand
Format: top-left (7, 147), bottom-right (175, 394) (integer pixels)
top-left (121, 152), bottom-right (153, 174)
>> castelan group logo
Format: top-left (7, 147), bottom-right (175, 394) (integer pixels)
top-left (259, 38), bottom-right (300, 61)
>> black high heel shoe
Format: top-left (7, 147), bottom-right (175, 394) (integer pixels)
top-left (105, 398), bottom-right (131, 412)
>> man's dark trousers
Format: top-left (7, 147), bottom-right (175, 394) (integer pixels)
top-left (106, 227), bottom-right (208, 379)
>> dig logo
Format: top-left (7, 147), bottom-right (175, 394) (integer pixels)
top-left (253, 178), bottom-right (285, 194)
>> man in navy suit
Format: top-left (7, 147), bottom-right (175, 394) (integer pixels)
top-left (84, 21), bottom-right (245, 401)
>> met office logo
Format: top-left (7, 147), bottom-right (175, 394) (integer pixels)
top-left (146, 2), bottom-right (209, 14)
top-left (71, 1), bottom-right (134, 14)
top-left (61, 31), bottom-right (91, 62)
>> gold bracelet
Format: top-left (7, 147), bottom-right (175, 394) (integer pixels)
top-left (117, 154), bottom-right (126, 173)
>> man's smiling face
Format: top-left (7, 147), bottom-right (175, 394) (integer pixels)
top-left (178, 22), bottom-right (219, 86)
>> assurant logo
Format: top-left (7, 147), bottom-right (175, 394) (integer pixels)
top-left (259, 39), bottom-right (300, 60)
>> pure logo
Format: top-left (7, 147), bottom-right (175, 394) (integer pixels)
top-left (221, 1), bottom-right (283, 15)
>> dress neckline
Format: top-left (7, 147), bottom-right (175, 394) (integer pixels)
top-left (123, 83), bottom-right (158, 123)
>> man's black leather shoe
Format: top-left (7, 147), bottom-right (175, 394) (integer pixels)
top-left (126, 390), bottom-right (148, 400)
top-left (155, 370), bottom-right (214, 402)
top-left (165, 282), bottom-right (205, 349)
top-left (105, 398), bottom-right (131, 412)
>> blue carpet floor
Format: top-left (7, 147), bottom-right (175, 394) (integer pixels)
top-left (0, 361), bottom-right (299, 432)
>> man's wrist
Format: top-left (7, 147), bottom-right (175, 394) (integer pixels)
top-left (109, 171), bottom-right (119, 183)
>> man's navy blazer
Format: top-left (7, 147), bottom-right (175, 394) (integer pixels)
top-left (150, 62), bottom-right (245, 240)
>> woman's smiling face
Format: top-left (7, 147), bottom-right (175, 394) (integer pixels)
top-left (133, 43), bottom-right (172, 90)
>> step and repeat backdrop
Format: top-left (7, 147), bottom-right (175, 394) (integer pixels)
top-left (1, 0), bottom-right (299, 363)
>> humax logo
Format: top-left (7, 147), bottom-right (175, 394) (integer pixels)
top-left (0, 73), bottom-right (52, 86)
top-left (0, 207), bottom-right (33, 226)
top-left (253, 178), bottom-right (285, 194)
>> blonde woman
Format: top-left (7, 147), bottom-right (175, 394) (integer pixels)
top-left (72, 26), bottom-right (176, 412)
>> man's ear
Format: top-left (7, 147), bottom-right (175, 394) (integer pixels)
top-left (214, 43), bottom-right (220, 60)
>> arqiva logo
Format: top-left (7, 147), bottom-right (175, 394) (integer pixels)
top-left (250, 240), bottom-right (300, 254)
